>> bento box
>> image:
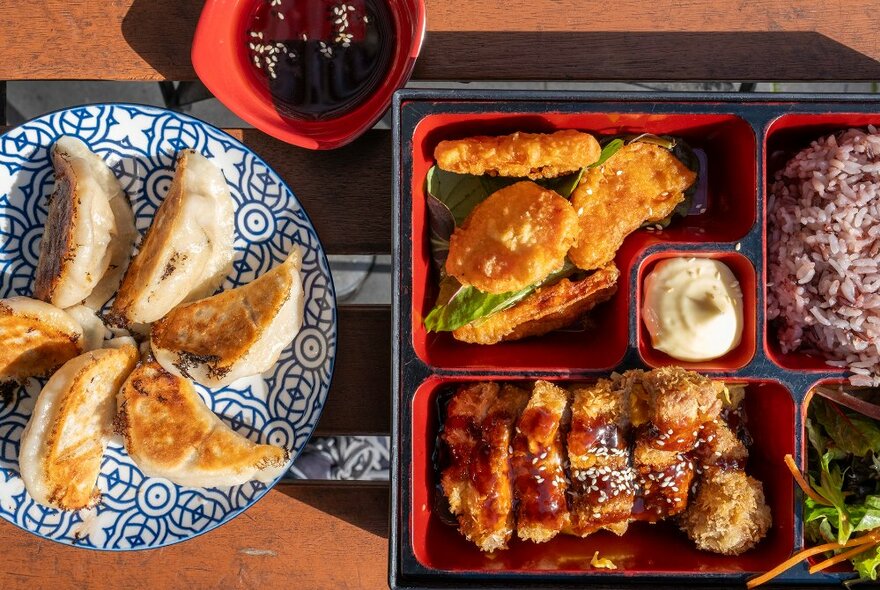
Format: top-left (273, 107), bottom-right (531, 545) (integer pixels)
top-left (390, 90), bottom-right (880, 588)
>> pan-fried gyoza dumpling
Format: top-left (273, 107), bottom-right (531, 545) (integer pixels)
top-left (108, 150), bottom-right (235, 327)
top-left (33, 136), bottom-right (136, 310)
top-left (116, 360), bottom-right (290, 487)
top-left (19, 345), bottom-right (138, 510)
top-left (150, 247), bottom-right (303, 387)
top-left (0, 297), bottom-right (84, 385)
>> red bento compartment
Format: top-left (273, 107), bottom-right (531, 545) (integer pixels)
top-left (764, 113), bottom-right (880, 373)
top-left (637, 251), bottom-right (757, 371)
top-left (800, 380), bottom-right (861, 575)
top-left (409, 375), bottom-right (795, 575)
top-left (410, 112), bottom-right (757, 371)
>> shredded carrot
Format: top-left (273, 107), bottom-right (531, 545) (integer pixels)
top-left (747, 534), bottom-right (880, 589)
top-left (809, 540), bottom-right (880, 574)
top-left (784, 454), bottom-right (832, 506)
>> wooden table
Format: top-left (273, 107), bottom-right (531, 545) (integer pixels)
top-left (1, 1), bottom-right (879, 587)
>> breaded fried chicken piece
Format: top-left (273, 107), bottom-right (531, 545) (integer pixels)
top-left (569, 142), bottom-right (696, 271)
top-left (641, 367), bottom-right (724, 452)
top-left (679, 467), bottom-right (771, 555)
top-left (632, 439), bottom-right (694, 521)
top-left (441, 383), bottom-right (528, 552)
top-left (434, 130), bottom-right (601, 180)
top-left (452, 264), bottom-right (619, 344)
top-left (512, 381), bottom-right (570, 543)
top-left (692, 419), bottom-right (748, 473)
top-left (446, 181), bottom-right (578, 294)
top-left (567, 380), bottom-right (635, 537)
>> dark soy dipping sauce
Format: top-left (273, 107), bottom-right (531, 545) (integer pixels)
top-left (246, 0), bottom-right (394, 121)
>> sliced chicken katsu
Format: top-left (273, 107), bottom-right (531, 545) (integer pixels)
top-left (441, 382), bottom-right (527, 552)
top-left (434, 130), bottom-right (601, 180)
top-left (679, 466), bottom-right (771, 556)
top-left (512, 380), bottom-right (570, 543)
top-left (640, 366), bottom-right (724, 452)
top-left (452, 264), bottom-right (619, 345)
top-left (568, 142), bottom-right (696, 271)
top-left (567, 379), bottom-right (634, 537)
top-left (0, 297), bottom-right (84, 386)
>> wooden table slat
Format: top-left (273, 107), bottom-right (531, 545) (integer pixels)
top-left (315, 304), bottom-right (391, 437)
top-left (2, 1), bottom-right (880, 81)
top-left (0, 483), bottom-right (390, 590)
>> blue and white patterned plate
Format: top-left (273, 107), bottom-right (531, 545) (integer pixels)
top-left (0, 104), bottom-right (337, 550)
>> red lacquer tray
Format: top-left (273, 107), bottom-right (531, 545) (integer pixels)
top-left (391, 91), bottom-right (880, 588)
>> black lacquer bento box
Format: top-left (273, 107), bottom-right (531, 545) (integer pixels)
top-left (390, 90), bottom-right (880, 589)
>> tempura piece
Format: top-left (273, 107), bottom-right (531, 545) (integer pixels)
top-left (567, 379), bottom-right (634, 537)
top-left (512, 381), bottom-right (570, 543)
top-left (452, 264), bottom-right (619, 344)
top-left (446, 181), bottom-right (578, 294)
top-left (679, 467), bottom-right (771, 555)
top-left (0, 297), bottom-right (84, 385)
top-left (441, 382), bottom-right (523, 552)
top-left (568, 142), bottom-right (696, 271)
top-left (19, 345), bottom-right (138, 510)
top-left (116, 360), bottom-right (290, 487)
top-left (434, 130), bottom-right (601, 179)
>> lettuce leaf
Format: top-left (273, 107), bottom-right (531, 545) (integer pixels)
top-left (813, 397), bottom-right (880, 457)
top-left (810, 450), bottom-right (853, 544)
top-left (424, 263), bottom-right (576, 332)
top-left (852, 544), bottom-right (880, 583)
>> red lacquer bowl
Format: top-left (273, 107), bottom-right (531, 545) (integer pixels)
top-left (192, 0), bottom-right (426, 150)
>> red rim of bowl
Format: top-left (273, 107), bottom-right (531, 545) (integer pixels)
top-left (192, 0), bottom-right (426, 150)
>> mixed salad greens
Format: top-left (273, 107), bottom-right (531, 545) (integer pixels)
top-left (751, 390), bottom-right (880, 588)
top-left (423, 134), bottom-right (699, 333)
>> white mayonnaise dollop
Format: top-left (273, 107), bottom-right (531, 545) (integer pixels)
top-left (642, 257), bottom-right (743, 361)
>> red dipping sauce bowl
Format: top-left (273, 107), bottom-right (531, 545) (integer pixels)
top-left (192, 0), bottom-right (426, 149)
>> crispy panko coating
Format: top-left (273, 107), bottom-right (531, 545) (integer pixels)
top-left (512, 381), bottom-right (570, 543)
top-left (640, 366), bottom-right (724, 451)
top-left (679, 467), bottom-right (771, 555)
top-left (569, 142), bottom-right (696, 271)
top-left (446, 181), bottom-right (578, 294)
top-left (441, 382), bottom-right (530, 552)
top-left (452, 264), bottom-right (619, 344)
top-left (434, 130), bottom-right (601, 179)
top-left (567, 380), bottom-right (635, 537)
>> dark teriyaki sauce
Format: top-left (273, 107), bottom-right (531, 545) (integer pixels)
top-left (246, 0), bottom-right (394, 121)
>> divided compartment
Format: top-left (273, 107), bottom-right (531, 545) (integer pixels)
top-left (637, 250), bottom-right (758, 371)
top-left (799, 379), bottom-right (863, 577)
top-left (764, 113), bottom-right (880, 373)
top-left (409, 111), bottom-right (758, 371)
top-left (409, 375), bottom-right (795, 576)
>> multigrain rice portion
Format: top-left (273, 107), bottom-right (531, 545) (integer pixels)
top-left (768, 126), bottom-right (880, 386)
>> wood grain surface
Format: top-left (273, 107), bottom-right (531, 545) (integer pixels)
top-left (0, 483), bottom-right (390, 590)
top-left (2, 0), bottom-right (880, 81)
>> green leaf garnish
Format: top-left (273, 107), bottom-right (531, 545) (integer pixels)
top-left (424, 263), bottom-right (576, 332)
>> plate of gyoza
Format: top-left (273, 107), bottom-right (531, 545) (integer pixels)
top-left (0, 104), bottom-right (336, 549)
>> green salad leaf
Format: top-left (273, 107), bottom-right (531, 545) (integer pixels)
top-left (811, 450), bottom-right (853, 544)
top-left (852, 545), bottom-right (880, 584)
top-left (813, 396), bottom-right (880, 456)
top-left (424, 263), bottom-right (576, 332)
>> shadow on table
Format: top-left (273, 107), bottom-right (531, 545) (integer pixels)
top-left (120, 5), bottom-right (880, 84)
top-left (275, 481), bottom-right (389, 539)
top-left (414, 31), bottom-right (880, 81)
top-left (121, 0), bottom-right (202, 79)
